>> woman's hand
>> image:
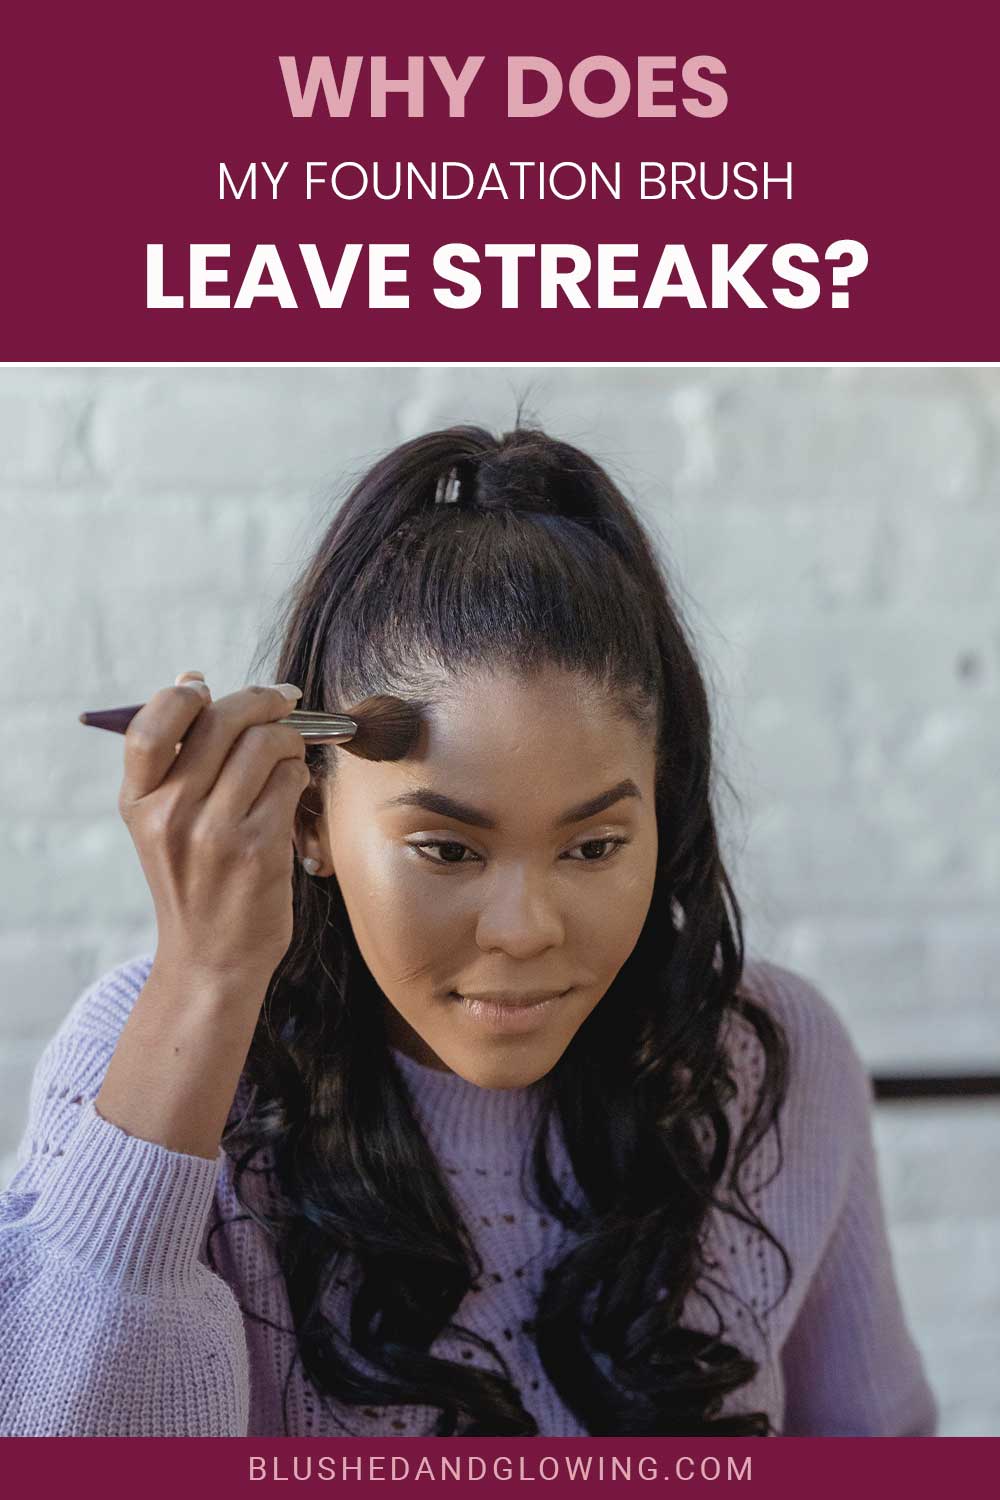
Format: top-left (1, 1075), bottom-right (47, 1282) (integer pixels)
top-left (117, 671), bottom-right (310, 986)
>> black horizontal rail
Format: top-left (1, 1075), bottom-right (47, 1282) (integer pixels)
top-left (872, 1073), bottom-right (1000, 1101)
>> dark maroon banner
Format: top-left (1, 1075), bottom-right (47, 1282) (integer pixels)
top-left (0, 1436), bottom-right (995, 1494)
top-left (3, 0), bottom-right (997, 359)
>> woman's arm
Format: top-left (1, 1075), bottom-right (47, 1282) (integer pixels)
top-left (0, 958), bottom-right (251, 1436)
top-left (778, 1051), bottom-right (939, 1436)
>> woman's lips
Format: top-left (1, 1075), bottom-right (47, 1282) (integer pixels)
top-left (451, 988), bottom-right (571, 1009)
top-left (448, 988), bottom-right (573, 1032)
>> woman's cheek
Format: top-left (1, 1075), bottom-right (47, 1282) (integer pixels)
top-left (578, 856), bottom-right (657, 970)
top-left (351, 846), bottom-right (466, 976)
top-left (347, 829), bottom-right (430, 913)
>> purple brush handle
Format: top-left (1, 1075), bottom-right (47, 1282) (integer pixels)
top-left (78, 703), bottom-right (356, 744)
top-left (78, 704), bottom-right (144, 733)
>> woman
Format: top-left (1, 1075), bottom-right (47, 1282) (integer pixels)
top-left (0, 424), bottom-right (937, 1437)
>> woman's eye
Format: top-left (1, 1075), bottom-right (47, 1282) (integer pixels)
top-left (411, 840), bottom-right (480, 866)
top-left (563, 837), bottom-right (629, 863)
top-left (409, 836), bottom-right (629, 867)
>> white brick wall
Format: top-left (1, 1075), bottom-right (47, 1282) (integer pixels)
top-left (0, 367), bottom-right (996, 1434)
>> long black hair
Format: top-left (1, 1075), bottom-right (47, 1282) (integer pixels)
top-left (210, 422), bottom-right (792, 1435)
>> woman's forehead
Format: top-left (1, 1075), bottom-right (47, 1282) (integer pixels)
top-left (428, 664), bottom-right (615, 734)
top-left (329, 665), bottom-right (657, 821)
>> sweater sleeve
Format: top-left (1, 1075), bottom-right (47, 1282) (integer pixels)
top-left (774, 974), bottom-right (939, 1437)
top-left (0, 956), bottom-right (251, 1436)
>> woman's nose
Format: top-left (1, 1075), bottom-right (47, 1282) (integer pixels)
top-left (474, 868), bottom-right (565, 958)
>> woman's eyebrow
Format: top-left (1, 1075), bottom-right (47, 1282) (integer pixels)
top-left (379, 778), bottom-right (641, 830)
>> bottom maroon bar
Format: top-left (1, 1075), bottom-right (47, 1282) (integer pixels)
top-left (0, 1436), bottom-right (992, 1496)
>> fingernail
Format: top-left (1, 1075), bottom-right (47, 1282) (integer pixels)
top-left (273, 683), bottom-right (303, 702)
top-left (175, 670), bottom-right (206, 685)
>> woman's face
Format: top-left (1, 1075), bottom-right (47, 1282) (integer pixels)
top-left (300, 665), bottom-right (659, 1089)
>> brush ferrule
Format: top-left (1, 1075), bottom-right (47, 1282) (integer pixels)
top-left (296, 730), bottom-right (357, 744)
top-left (279, 712), bottom-right (358, 744)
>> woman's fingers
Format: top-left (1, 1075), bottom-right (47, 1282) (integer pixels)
top-left (172, 670), bottom-right (210, 752)
top-left (164, 685), bottom-right (302, 804)
top-left (119, 680), bottom-right (212, 805)
top-left (203, 718), bottom-right (308, 826)
top-left (116, 675), bottom-right (309, 985)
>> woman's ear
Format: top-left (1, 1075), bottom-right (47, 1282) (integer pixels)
top-left (293, 770), bottom-right (335, 878)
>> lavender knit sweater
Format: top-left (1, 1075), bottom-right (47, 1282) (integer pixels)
top-left (0, 953), bottom-right (937, 1437)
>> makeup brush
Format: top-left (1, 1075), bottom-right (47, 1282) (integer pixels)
top-left (78, 694), bottom-right (421, 762)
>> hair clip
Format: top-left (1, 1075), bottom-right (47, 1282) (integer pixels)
top-left (434, 467), bottom-right (462, 504)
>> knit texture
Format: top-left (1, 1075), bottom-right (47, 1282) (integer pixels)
top-left (0, 953), bottom-right (938, 1437)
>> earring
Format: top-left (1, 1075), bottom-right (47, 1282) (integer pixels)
top-left (300, 856), bottom-right (322, 876)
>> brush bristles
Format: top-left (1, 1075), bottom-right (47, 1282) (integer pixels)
top-left (339, 694), bottom-right (422, 762)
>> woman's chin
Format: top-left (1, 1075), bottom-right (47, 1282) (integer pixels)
top-left (433, 1037), bottom-right (561, 1091)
